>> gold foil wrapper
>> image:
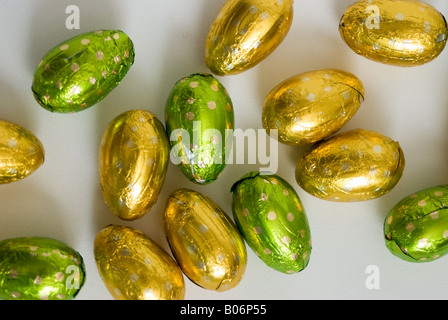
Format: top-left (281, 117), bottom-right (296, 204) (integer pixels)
top-left (205, 0), bottom-right (294, 76)
top-left (339, 0), bottom-right (448, 66)
top-left (94, 225), bottom-right (185, 300)
top-left (0, 119), bottom-right (44, 184)
top-left (296, 129), bottom-right (405, 201)
top-left (262, 69), bottom-right (364, 146)
top-left (164, 189), bottom-right (247, 291)
top-left (99, 110), bottom-right (169, 220)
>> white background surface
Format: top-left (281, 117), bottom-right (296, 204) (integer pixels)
top-left (1, 0), bottom-right (448, 300)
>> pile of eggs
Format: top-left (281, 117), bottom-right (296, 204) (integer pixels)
top-left (1, 0), bottom-right (448, 300)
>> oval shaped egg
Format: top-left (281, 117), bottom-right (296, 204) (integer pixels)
top-left (32, 29), bottom-right (134, 113)
top-left (295, 128), bottom-right (405, 201)
top-left (164, 188), bottom-right (247, 291)
top-left (0, 119), bottom-right (44, 184)
top-left (165, 73), bottom-right (234, 184)
top-left (0, 236), bottom-right (86, 300)
top-left (99, 110), bottom-right (169, 221)
top-left (385, 185), bottom-right (448, 263)
top-left (94, 225), bottom-right (185, 300)
top-left (262, 69), bottom-right (365, 146)
top-left (339, 0), bottom-right (448, 66)
top-left (231, 172), bottom-right (312, 274)
top-left (205, 0), bottom-right (294, 76)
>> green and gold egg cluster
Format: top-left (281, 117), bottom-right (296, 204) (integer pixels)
top-left (1, 0), bottom-right (448, 300)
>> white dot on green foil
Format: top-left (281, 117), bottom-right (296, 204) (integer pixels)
top-left (281, 236), bottom-right (291, 245)
top-left (287, 212), bottom-right (295, 222)
top-left (267, 211), bottom-right (277, 220)
top-left (70, 63), bottom-right (80, 72)
top-left (208, 101), bottom-right (217, 110)
top-left (254, 226), bottom-right (262, 234)
top-left (430, 211), bottom-right (439, 219)
top-left (418, 200), bottom-right (427, 207)
top-left (96, 51), bottom-right (104, 60)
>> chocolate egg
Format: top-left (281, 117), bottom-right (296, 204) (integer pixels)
top-left (0, 237), bottom-right (86, 300)
top-left (32, 30), bottom-right (134, 113)
top-left (165, 73), bottom-right (234, 184)
top-left (164, 188), bottom-right (247, 291)
top-left (339, 0), bottom-right (448, 66)
top-left (94, 225), bottom-right (185, 300)
top-left (385, 185), bottom-right (448, 263)
top-left (262, 69), bottom-right (365, 146)
top-left (0, 119), bottom-right (44, 184)
top-left (99, 110), bottom-right (170, 221)
top-left (231, 172), bottom-right (312, 274)
top-left (296, 129), bottom-right (405, 201)
top-left (205, 0), bottom-right (294, 76)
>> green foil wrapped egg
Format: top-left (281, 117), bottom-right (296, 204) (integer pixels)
top-left (0, 237), bottom-right (86, 300)
top-left (339, 0), bottom-right (448, 66)
top-left (164, 188), bottom-right (247, 291)
top-left (32, 29), bottom-right (134, 113)
top-left (99, 110), bottom-right (170, 221)
top-left (0, 118), bottom-right (45, 184)
top-left (231, 172), bottom-right (312, 274)
top-left (165, 73), bottom-right (234, 184)
top-left (385, 185), bottom-right (448, 263)
top-left (94, 225), bottom-right (186, 300)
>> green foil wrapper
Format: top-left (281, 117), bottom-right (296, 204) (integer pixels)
top-left (165, 73), bottom-right (234, 184)
top-left (384, 185), bottom-right (448, 262)
top-left (0, 237), bottom-right (86, 300)
top-left (32, 29), bottom-right (134, 113)
top-left (231, 172), bottom-right (312, 274)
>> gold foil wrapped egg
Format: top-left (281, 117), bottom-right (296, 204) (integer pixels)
top-left (262, 69), bottom-right (365, 146)
top-left (94, 225), bottom-right (186, 300)
top-left (205, 0), bottom-right (294, 76)
top-left (339, 0), bottom-right (448, 66)
top-left (99, 110), bottom-right (170, 220)
top-left (164, 189), bottom-right (247, 291)
top-left (0, 119), bottom-right (44, 184)
top-left (295, 129), bottom-right (405, 202)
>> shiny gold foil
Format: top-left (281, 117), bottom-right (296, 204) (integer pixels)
top-left (205, 0), bottom-right (294, 76)
top-left (339, 0), bottom-right (448, 66)
top-left (0, 119), bottom-right (44, 184)
top-left (94, 225), bottom-right (185, 300)
top-left (99, 110), bottom-right (169, 220)
top-left (164, 189), bottom-right (247, 291)
top-left (262, 69), bottom-right (364, 146)
top-left (296, 129), bottom-right (405, 201)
